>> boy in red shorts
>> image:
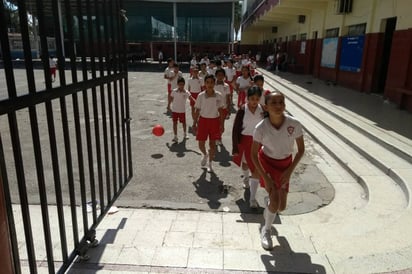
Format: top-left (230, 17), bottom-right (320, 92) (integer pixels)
top-left (251, 92), bottom-right (305, 250)
top-left (192, 74), bottom-right (225, 173)
top-left (188, 66), bottom-right (204, 128)
top-left (168, 77), bottom-right (192, 143)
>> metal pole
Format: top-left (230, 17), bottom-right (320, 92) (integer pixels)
top-left (57, 0), bottom-right (65, 57)
top-left (231, 0), bottom-right (235, 54)
top-left (173, 1), bottom-right (177, 62)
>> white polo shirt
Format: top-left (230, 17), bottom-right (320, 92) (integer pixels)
top-left (164, 67), bottom-right (174, 84)
top-left (224, 67), bottom-right (236, 81)
top-left (214, 82), bottom-right (230, 108)
top-left (236, 76), bottom-right (252, 90)
top-left (242, 104), bottom-right (264, 136)
top-left (194, 91), bottom-right (224, 118)
top-left (188, 77), bottom-right (204, 93)
top-left (253, 115), bottom-right (303, 159)
top-left (170, 71), bottom-right (183, 90)
top-left (171, 88), bottom-right (190, 113)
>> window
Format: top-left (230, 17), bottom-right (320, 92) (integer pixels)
top-left (300, 33), bottom-right (307, 41)
top-left (325, 28), bottom-right (339, 38)
top-left (348, 23), bottom-right (366, 36)
top-left (291, 35), bottom-right (297, 41)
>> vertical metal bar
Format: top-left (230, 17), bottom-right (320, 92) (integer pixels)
top-left (108, 0), bottom-right (118, 193)
top-left (50, 0), bottom-right (70, 263)
top-left (116, 0), bottom-right (128, 184)
top-left (34, 0), bottom-right (61, 271)
top-left (101, 0), bottom-right (113, 202)
top-left (75, 0), bottom-right (91, 233)
top-left (0, 3), bottom-right (37, 273)
top-left (93, 0), bottom-right (106, 214)
top-left (112, 1), bottom-right (123, 187)
top-left (62, 0), bottom-right (80, 248)
top-left (85, 0), bottom-right (99, 223)
top-left (0, 135), bottom-right (21, 274)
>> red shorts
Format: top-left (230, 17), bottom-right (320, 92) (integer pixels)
top-left (258, 149), bottom-right (292, 191)
top-left (190, 92), bottom-right (200, 107)
top-left (167, 83), bottom-right (172, 95)
top-left (236, 71), bottom-right (242, 77)
top-left (172, 112), bottom-right (186, 123)
top-left (237, 90), bottom-right (247, 108)
top-left (225, 80), bottom-right (234, 94)
top-left (196, 117), bottom-right (221, 141)
top-left (234, 135), bottom-right (260, 172)
top-left (50, 67), bottom-right (57, 76)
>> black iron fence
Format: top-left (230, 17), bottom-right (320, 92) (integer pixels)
top-left (0, 0), bottom-right (131, 273)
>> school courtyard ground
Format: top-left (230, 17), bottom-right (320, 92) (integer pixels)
top-left (5, 65), bottom-right (412, 273)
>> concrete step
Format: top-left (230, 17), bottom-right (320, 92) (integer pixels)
top-left (259, 70), bottom-right (412, 165)
top-left (259, 69), bottom-right (412, 207)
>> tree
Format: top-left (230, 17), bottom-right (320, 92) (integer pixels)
top-left (3, 0), bottom-right (20, 33)
top-left (233, 1), bottom-right (242, 41)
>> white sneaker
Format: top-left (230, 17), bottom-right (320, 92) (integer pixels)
top-left (242, 176), bottom-right (250, 188)
top-left (261, 227), bottom-right (273, 250)
top-left (201, 154), bottom-right (208, 167)
top-left (172, 136), bottom-right (178, 143)
top-left (207, 163), bottom-right (213, 173)
top-left (250, 199), bottom-right (259, 209)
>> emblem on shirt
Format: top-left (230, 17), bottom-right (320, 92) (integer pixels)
top-left (287, 126), bottom-right (295, 135)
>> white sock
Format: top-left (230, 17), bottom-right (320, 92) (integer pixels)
top-left (249, 178), bottom-right (259, 201)
top-left (264, 208), bottom-right (276, 231)
top-left (242, 168), bottom-right (249, 178)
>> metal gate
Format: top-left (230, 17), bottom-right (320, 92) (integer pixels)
top-left (0, 0), bottom-right (132, 273)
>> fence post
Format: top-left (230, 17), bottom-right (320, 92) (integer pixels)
top-left (0, 175), bottom-right (14, 273)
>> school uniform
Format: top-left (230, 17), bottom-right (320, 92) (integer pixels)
top-left (253, 115), bottom-right (303, 191)
top-left (214, 82), bottom-right (230, 118)
top-left (194, 91), bottom-right (224, 141)
top-left (232, 104), bottom-right (264, 171)
top-left (236, 76), bottom-right (252, 107)
top-left (170, 88), bottom-right (191, 123)
top-left (188, 77), bottom-right (204, 107)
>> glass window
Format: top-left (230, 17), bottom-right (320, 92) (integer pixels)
top-left (325, 28), bottom-right (339, 38)
top-left (348, 23), bottom-right (366, 36)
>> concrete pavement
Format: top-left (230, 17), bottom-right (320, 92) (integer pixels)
top-left (7, 66), bottom-right (412, 273)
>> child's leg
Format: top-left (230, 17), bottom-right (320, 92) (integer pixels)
top-left (182, 121), bottom-right (187, 136)
top-left (198, 141), bottom-right (207, 155)
top-left (249, 171), bottom-right (260, 203)
top-left (208, 139), bottom-right (216, 162)
top-left (278, 190), bottom-right (288, 212)
top-left (173, 120), bottom-right (178, 136)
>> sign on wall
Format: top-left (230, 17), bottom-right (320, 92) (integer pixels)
top-left (321, 37), bottom-right (339, 68)
top-left (339, 35), bottom-right (365, 72)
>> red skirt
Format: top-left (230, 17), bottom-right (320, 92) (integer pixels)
top-left (258, 149), bottom-right (292, 191)
top-left (233, 135), bottom-right (259, 172)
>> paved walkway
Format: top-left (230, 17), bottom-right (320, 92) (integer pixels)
top-left (62, 68), bottom-right (412, 274)
top-left (8, 65), bottom-right (410, 273)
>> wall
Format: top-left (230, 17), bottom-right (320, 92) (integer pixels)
top-left (241, 0), bottom-right (412, 111)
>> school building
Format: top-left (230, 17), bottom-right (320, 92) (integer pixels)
top-left (125, 0), bottom-right (237, 62)
top-left (240, 0), bottom-right (412, 112)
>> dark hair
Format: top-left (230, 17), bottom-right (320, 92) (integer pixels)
top-left (215, 59), bottom-right (222, 67)
top-left (177, 76), bottom-right (185, 84)
top-left (215, 68), bottom-right (226, 76)
top-left (173, 63), bottom-right (179, 68)
top-left (265, 91), bottom-right (285, 104)
top-left (253, 74), bottom-right (264, 83)
top-left (167, 58), bottom-right (174, 64)
top-left (204, 74), bottom-right (216, 82)
top-left (247, 86), bottom-right (262, 98)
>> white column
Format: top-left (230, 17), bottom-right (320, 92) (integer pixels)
top-left (173, 2), bottom-right (177, 62)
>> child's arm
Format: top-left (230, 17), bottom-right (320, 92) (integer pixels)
top-left (231, 108), bottom-right (244, 154)
top-left (192, 108), bottom-right (200, 128)
top-left (280, 136), bottom-right (305, 186)
top-left (167, 94), bottom-right (173, 111)
top-left (218, 107), bottom-right (225, 133)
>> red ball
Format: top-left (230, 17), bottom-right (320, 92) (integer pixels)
top-left (152, 124), bottom-right (165, 136)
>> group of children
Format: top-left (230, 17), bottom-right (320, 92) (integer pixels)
top-left (163, 57), bottom-right (305, 251)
